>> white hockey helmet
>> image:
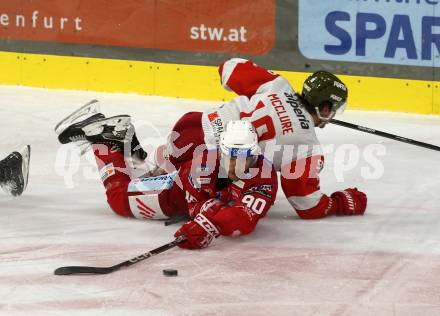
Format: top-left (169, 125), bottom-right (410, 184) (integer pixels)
top-left (219, 121), bottom-right (261, 158)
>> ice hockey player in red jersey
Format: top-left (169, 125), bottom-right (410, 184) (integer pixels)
top-left (56, 107), bottom-right (278, 249)
top-left (0, 145), bottom-right (31, 196)
top-left (174, 120), bottom-right (277, 249)
top-left (152, 58), bottom-right (367, 220)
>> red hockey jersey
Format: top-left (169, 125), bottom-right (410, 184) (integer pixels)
top-left (177, 150), bottom-right (278, 236)
top-left (200, 59), bottom-right (336, 219)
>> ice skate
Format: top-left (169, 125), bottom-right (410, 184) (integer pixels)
top-left (55, 100), bottom-right (105, 154)
top-left (55, 100), bottom-right (147, 159)
top-left (58, 113), bottom-right (131, 150)
top-left (84, 117), bottom-right (148, 159)
top-left (0, 145), bottom-right (31, 196)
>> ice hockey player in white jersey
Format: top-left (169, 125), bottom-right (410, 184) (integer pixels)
top-left (0, 145), bottom-right (31, 196)
top-left (153, 58), bottom-right (367, 220)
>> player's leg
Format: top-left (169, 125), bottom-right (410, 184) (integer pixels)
top-left (154, 111), bottom-right (206, 172)
top-left (57, 111), bottom-right (186, 219)
top-left (0, 145), bottom-right (31, 196)
top-left (94, 143), bottom-right (187, 219)
top-left (56, 100), bottom-right (147, 159)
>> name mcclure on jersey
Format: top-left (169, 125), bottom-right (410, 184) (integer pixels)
top-left (268, 93), bottom-right (294, 135)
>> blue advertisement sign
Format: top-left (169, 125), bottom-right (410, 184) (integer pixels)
top-left (298, 0), bottom-right (440, 67)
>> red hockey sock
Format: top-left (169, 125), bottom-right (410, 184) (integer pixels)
top-left (93, 144), bottom-right (133, 217)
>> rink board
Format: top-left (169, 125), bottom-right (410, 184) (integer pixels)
top-left (0, 50), bottom-right (438, 115)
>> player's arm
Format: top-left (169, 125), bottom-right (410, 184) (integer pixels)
top-left (219, 58), bottom-right (279, 99)
top-left (176, 149), bottom-right (224, 217)
top-left (176, 162), bottom-right (213, 217)
top-left (281, 155), bottom-right (367, 219)
top-left (175, 187), bottom-right (275, 250)
top-left (214, 189), bottom-right (274, 236)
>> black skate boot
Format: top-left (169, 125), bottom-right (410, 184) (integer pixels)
top-left (56, 100), bottom-right (148, 159)
top-left (61, 115), bottom-right (148, 158)
top-left (130, 130), bottom-right (148, 160)
top-left (0, 145), bottom-right (31, 196)
top-left (58, 113), bottom-right (106, 144)
top-left (86, 120), bottom-right (149, 159)
top-left (82, 115), bottom-right (133, 150)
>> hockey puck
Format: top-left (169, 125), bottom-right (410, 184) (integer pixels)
top-left (163, 269), bottom-right (178, 277)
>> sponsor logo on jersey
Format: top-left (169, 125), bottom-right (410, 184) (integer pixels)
top-left (284, 92), bottom-right (310, 130)
top-left (250, 184), bottom-right (272, 192)
top-left (207, 111), bottom-right (219, 121)
top-left (99, 163), bottom-right (115, 182)
top-left (245, 184), bottom-right (273, 198)
top-left (139, 175), bottom-right (170, 182)
top-left (207, 111), bottom-right (224, 145)
top-left (129, 172), bottom-right (176, 193)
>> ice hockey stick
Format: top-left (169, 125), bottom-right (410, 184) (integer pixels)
top-left (54, 235), bottom-right (186, 275)
top-left (331, 119), bottom-right (440, 152)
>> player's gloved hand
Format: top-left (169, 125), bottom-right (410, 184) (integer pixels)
top-left (174, 212), bottom-right (220, 249)
top-left (188, 198), bottom-right (224, 218)
top-left (331, 188), bottom-right (367, 215)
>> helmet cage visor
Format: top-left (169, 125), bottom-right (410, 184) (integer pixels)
top-left (315, 97), bottom-right (347, 127)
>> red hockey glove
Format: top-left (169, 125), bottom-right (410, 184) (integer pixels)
top-left (189, 198), bottom-right (224, 218)
top-left (331, 188), bottom-right (367, 216)
top-left (174, 212), bottom-right (220, 249)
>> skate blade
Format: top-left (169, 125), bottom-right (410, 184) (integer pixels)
top-left (0, 145), bottom-right (31, 196)
top-left (55, 100), bottom-right (101, 135)
top-left (82, 115), bottom-right (131, 137)
top-left (19, 145), bottom-right (31, 191)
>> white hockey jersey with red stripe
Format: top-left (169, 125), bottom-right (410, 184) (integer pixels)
top-left (200, 58), bottom-right (337, 219)
top-left (201, 58), bottom-right (322, 171)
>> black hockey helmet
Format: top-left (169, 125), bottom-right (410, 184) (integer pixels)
top-left (302, 71), bottom-right (348, 127)
top-left (302, 70), bottom-right (348, 111)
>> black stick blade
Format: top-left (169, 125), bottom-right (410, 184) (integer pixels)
top-left (54, 266), bottom-right (117, 275)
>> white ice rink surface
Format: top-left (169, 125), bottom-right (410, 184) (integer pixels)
top-left (1, 86), bottom-right (440, 316)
